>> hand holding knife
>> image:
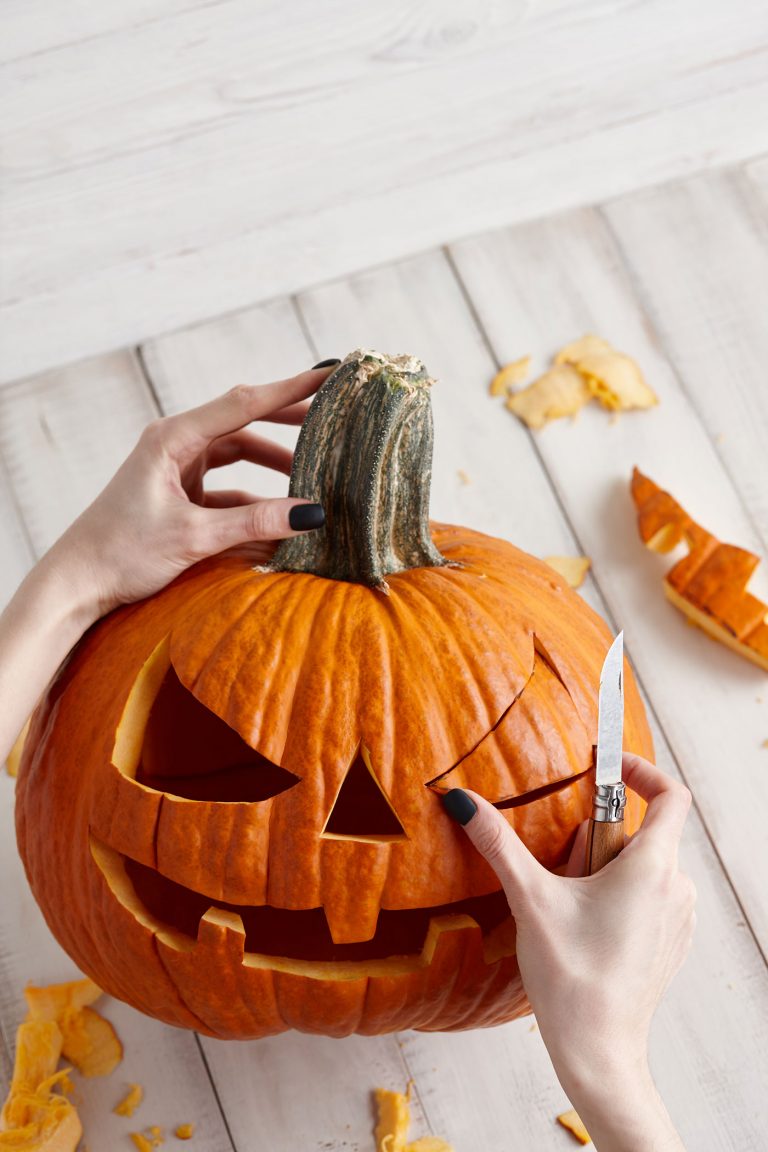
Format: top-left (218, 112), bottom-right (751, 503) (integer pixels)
top-left (585, 630), bottom-right (627, 875)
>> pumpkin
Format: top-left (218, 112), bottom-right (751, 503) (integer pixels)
top-left (631, 468), bottom-right (768, 672)
top-left (15, 351), bottom-right (651, 1039)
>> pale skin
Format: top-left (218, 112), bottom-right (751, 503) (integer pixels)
top-left (0, 366), bottom-right (694, 1150)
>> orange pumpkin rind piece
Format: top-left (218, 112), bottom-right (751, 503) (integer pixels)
top-left (374, 1087), bottom-right (454, 1152)
top-left (24, 979), bottom-right (102, 1023)
top-left (56, 1007), bottom-right (122, 1078)
top-left (557, 1107), bottom-right (591, 1144)
top-left (174, 1125), bottom-right (195, 1140)
top-left (24, 979), bottom-right (122, 1078)
top-left (1, 1064), bottom-right (82, 1151)
top-left (631, 468), bottom-right (768, 672)
top-left (543, 556), bottom-right (591, 589)
top-left (506, 364), bottom-right (591, 429)
top-left (5, 718), bottom-right (31, 779)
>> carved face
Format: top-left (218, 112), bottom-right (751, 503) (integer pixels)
top-left (17, 530), bottom-right (650, 1039)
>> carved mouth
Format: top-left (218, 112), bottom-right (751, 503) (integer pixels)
top-left (90, 835), bottom-right (516, 978)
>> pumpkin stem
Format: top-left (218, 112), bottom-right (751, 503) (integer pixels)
top-left (270, 349), bottom-right (450, 590)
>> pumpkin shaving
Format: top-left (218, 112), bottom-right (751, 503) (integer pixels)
top-left (1, 978), bottom-right (124, 1151)
top-left (498, 333), bottom-right (656, 429)
top-left (114, 1084), bottom-right (144, 1117)
top-left (631, 468), bottom-right (768, 671)
top-left (544, 556), bottom-right (591, 589)
top-left (557, 1107), bottom-right (592, 1144)
top-left (373, 1086), bottom-right (453, 1152)
top-left (489, 356), bottom-right (532, 396)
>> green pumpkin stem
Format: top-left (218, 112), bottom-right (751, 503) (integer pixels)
top-left (270, 350), bottom-right (450, 590)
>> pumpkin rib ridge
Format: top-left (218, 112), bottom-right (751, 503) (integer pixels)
top-left (151, 934), bottom-right (222, 1038)
top-left (423, 662), bottom-right (538, 793)
top-left (390, 570), bottom-right (533, 752)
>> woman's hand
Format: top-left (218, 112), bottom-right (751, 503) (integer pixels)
top-left (42, 364), bottom-right (336, 621)
top-left (442, 753), bottom-right (695, 1152)
top-left (0, 362), bottom-right (337, 767)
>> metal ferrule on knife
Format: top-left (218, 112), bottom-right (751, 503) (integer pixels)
top-left (591, 780), bottom-right (627, 823)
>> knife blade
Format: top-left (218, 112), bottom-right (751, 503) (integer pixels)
top-left (585, 630), bottom-right (627, 875)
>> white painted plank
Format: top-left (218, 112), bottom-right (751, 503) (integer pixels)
top-left (600, 170), bottom-right (768, 553)
top-left (449, 207), bottom-right (768, 955)
top-left (2, 0), bottom-right (768, 381)
top-left (296, 252), bottom-right (768, 1150)
top-left (141, 297), bottom-right (316, 500)
top-left (0, 0), bottom-right (221, 65)
top-left (0, 352), bottom-right (158, 556)
top-left (0, 464), bottom-right (33, 611)
top-left (141, 297), bottom-right (423, 1151)
top-left (0, 352), bottom-right (234, 1147)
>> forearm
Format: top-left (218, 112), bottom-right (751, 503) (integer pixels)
top-left (551, 1048), bottom-right (686, 1152)
top-left (0, 545), bottom-right (100, 764)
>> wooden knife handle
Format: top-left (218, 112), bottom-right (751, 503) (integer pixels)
top-left (585, 817), bottom-right (624, 875)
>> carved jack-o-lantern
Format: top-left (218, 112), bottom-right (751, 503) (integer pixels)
top-left (16, 352), bottom-right (651, 1039)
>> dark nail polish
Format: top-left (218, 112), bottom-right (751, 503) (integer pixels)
top-left (441, 788), bottom-right (477, 826)
top-left (312, 358), bottom-right (341, 370)
top-left (289, 503), bottom-right (325, 531)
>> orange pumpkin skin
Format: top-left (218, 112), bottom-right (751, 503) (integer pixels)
top-left (16, 525), bottom-right (650, 1039)
top-left (15, 353), bottom-right (652, 1039)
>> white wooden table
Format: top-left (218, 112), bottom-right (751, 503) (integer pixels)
top-left (2, 3), bottom-right (768, 1149)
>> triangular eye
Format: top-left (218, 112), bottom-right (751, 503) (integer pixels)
top-left (322, 746), bottom-right (406, 841)
top-left (136, 665), bottom-right (298, 803)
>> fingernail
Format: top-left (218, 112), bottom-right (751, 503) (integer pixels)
top-left (312, 358), bottom-right (341, 370)
top-left (289, 503), bottom-right (325, 531)
top-left (441, 788), bottom-right (477, 826)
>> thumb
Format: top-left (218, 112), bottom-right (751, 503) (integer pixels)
top-left (441, 788), bottom-right (549, 910)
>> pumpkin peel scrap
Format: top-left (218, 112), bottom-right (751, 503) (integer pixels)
top-left (374, 1086), bottom-right (454, 1152)
top-left (631, 468), bottom-right (768, 672)
top-left (557, 1107), bottom-right (591, 1144)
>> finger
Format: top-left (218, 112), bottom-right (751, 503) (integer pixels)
top-left (622, 752), bottom-right (692, 847)
top-left (443, 789), bottom-right (549, 909)
top-left (201, 489), bottom-right (262, 508)
top-left (260, 399), bottom-right (314, 425)
top-left (206, 431), bottom-right (294, 475)
top-left (192, 497), bottom-right (324, 554)
top-left (162, 367), bottom-right (332, 458)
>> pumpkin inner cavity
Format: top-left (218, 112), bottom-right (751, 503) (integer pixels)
top-left (321, 743), bottom-right (407, 842)
top-left (120, 850), bottom-right (511, 961)
top-left (135, 664), bottom-right (299, 803)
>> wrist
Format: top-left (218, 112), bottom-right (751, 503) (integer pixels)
top-left (28, 542), bottom-right (106, 641)
top-left (549, 1047), bottom-right (684, 1152)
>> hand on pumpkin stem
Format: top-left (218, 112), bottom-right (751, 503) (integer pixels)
top-left (445, 752), bottom-right (694, 1152)
top-left (0, 364), bottom-right (335, 769)
top-left (42, 366), bottom-right (334, 620)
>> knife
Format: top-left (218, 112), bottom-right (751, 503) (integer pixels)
top-left (585, 630), bottom-right (627, 875)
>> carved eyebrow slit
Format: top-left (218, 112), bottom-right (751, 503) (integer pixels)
top-left (426, 634), bottom-right (592, 806)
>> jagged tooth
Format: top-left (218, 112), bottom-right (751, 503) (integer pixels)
top-left (197, 907), bottom-right (246, 959)
top-left (323, 900), bottom-right (381, 946)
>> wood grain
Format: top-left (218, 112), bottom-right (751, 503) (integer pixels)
top-left (0, 352), bottom-right (158, 555)
top-left (585, 817), bottom-right (625, 874)
top-left (602, 168), bottom-right (768, 553)
top-left (2, 0), bottom-right (768, 382)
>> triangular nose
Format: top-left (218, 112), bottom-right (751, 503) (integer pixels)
top-left (323, 745), bottom-right (406, 841)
